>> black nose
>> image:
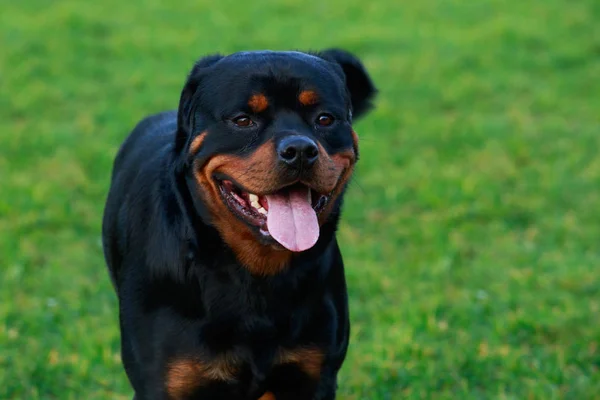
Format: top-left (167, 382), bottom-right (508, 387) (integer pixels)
top-left (277, 136), bottom-right (319, 169)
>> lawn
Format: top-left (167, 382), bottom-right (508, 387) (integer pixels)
top-left (1, 0), bottom-right (599, 398)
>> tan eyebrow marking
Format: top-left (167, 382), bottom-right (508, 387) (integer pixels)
top-left (298, 90), bottom-right (319, 106)
top-left (248, 93), bottom-right (269, 113)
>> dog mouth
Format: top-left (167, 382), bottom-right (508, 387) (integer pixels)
top-left (217, 178), bottom-right (330, 252)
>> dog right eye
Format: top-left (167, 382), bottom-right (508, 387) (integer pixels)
top-left (232, 115), bottom-right (254, 128)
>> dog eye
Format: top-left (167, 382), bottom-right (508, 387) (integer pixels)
top-left (316, 113), bottom-right (334, 127)
top-left (232, 115), bottom-right (254, 127)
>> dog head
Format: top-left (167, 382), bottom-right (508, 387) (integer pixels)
top-left (175, 49), bottom-right (376, 274)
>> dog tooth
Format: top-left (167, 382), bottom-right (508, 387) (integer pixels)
top-left (251, 201), bottom-right (261, 209)
top-left (249, 194), bottom-right (259, 203)
top-left (307, 188), bottom-right (312, 203)
top-left (257, 207), bottom-right (267, 215)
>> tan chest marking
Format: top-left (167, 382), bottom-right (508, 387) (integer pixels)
top-left (166, 354), bottom-right (238, 398)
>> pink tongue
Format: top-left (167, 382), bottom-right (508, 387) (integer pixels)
top-left (265, 187), bottom-right (319, 252)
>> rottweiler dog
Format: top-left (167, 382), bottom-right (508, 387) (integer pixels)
top-left (102, 49), bottom-right (376, 400)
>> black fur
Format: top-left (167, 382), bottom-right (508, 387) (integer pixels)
top-left (102, 49), bottom-right (376, 400)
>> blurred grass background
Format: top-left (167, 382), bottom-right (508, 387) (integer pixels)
top-left (1, 0), bottom-right (599, 399)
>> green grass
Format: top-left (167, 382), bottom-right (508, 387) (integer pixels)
top-left (1, 0), bottom-right (599, 398)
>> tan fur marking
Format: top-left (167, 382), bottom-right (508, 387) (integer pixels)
top-left (258, 392), bottom-right (276, 400)
top-left (166, 355), bottom-right (238, 399)
top-left (298, 90), bottom-right (319, 106)
top-left (351, 130), bottom-right (359, 154)
top-left (277, 347), bottom-right (325, 379)
top-left (313, 141), bottom-right (356, 224)
top-left (189, 132), bottom-right (207, 156)
top-left (248, 93), bottom-right (269, 113)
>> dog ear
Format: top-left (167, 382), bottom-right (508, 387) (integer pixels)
top-left (318, 49), bottom-right (377, 120)
top-left (175, 54), bottom-right (224, 153)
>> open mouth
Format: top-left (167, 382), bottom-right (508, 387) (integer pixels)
top-left (217, 178), bottom-right (330, 252)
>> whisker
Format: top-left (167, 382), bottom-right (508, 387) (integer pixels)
top-left (348, 177), bottom-right (366, 195)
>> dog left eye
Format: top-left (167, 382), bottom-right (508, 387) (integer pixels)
top-left (316, 113), bottom-right (335, 127)
top-left (232, 116), bottom-right (254, 127)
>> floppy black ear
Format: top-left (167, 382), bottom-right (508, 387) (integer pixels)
top-left (318, 48), bottom-right (377, 120)
top-left (175, 54), bottom-right (224, 153)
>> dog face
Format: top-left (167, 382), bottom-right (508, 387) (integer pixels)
top-left (176, 50), bottom-right (376, 274)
